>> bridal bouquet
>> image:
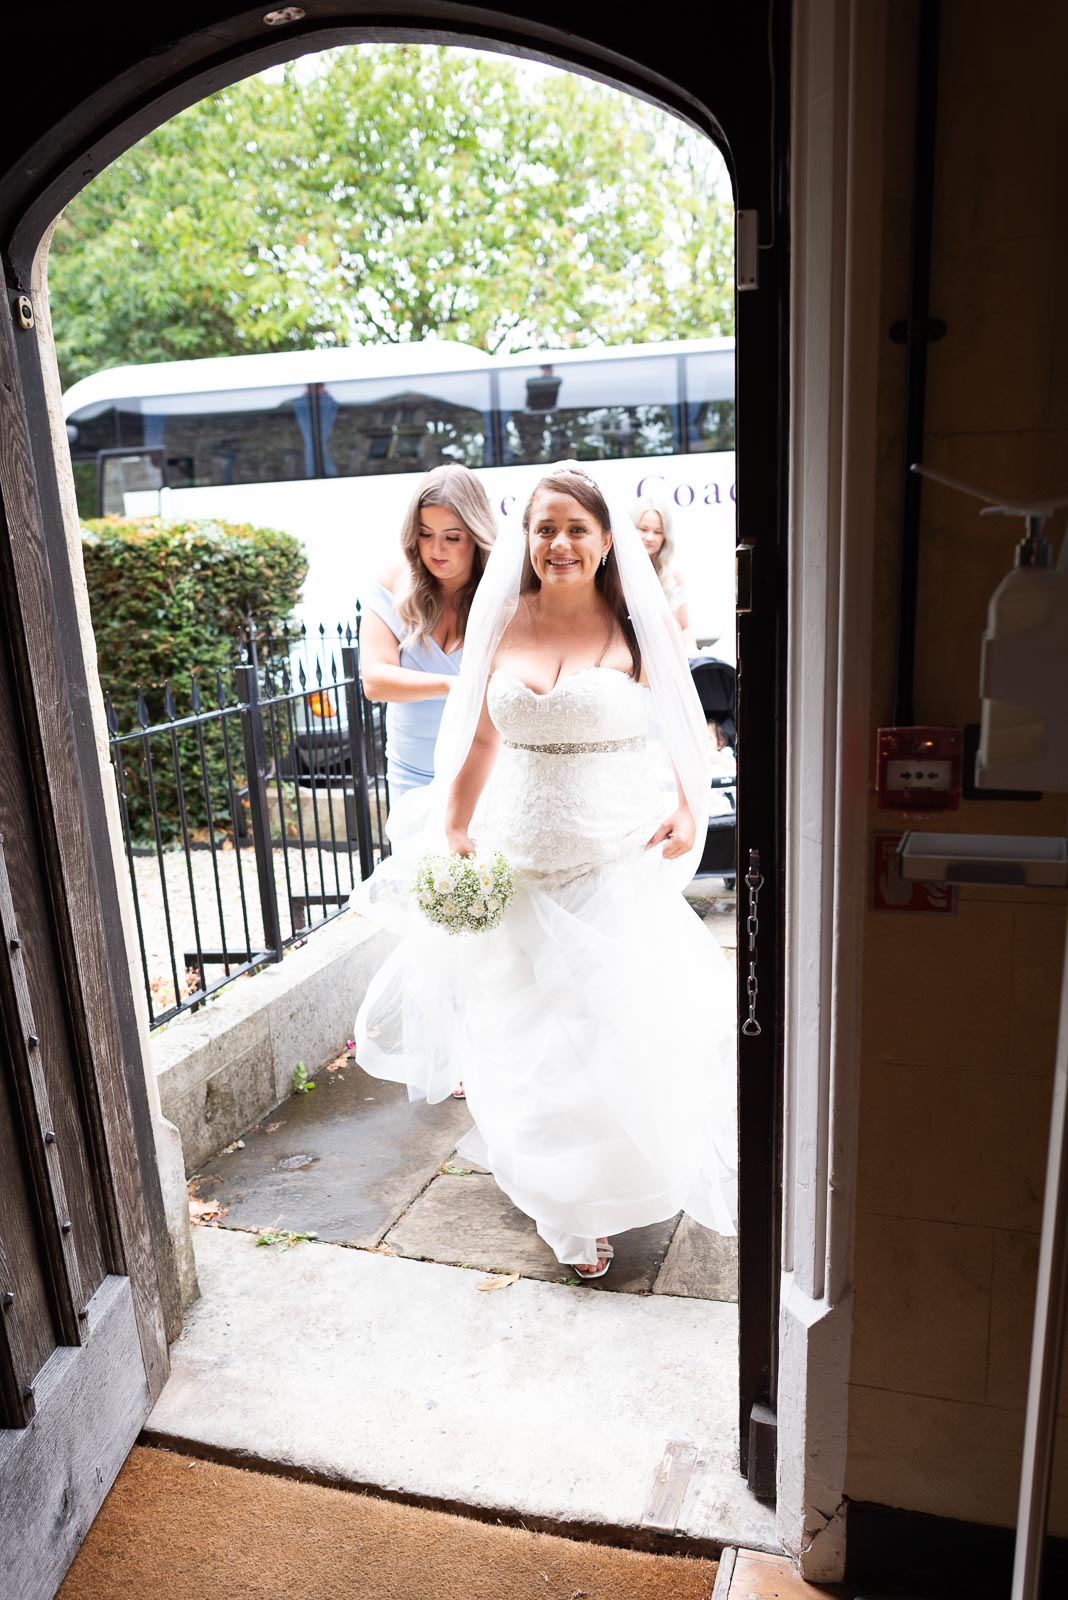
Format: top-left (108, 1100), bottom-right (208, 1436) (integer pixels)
top-left (410, 849), bottom-right (515, 936)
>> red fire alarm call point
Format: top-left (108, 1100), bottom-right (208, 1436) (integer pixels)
top-left (875, 726), bottom-right (962, 811)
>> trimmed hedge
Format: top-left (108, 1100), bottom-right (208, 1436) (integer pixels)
top-left (83, 517), bottom-right (308, 842)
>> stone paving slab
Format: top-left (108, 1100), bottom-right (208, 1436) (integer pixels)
top-left (189, 1062), bottom-right (471, 1248)
top-left (686, 888), bottom-right (738, 952)
top-left (149, 1226), bottom-right (777, 1552)
top-left (653, 1215), bottom-right (739, 1302)
top-left (386, 1173), bottom-right (679, 1292)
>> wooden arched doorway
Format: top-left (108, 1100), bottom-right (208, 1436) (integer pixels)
top-left (0, 7), bottom-right (788, 1591)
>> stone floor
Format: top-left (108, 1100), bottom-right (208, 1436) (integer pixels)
top-left (189, 880), bottom-right (738, 1299)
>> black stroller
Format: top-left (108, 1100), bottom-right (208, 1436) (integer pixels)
top-left (688, 656), bottom-right (737, 887)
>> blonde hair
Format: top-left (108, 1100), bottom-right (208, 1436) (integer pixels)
top-left (630, 493), bottom-right (676, 601)
top-left (520, 464), bottom-right (640, 679)
top-left (395, 464), bottom-right (497, 647)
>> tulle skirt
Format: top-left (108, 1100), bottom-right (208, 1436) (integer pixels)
top-left (355, 843), bottom-right (737, 1265)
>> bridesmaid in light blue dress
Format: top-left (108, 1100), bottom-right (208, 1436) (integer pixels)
top-left (359, 463), bottom-right (498, 801)
top-left (361, 581), bottom-right (463, 798)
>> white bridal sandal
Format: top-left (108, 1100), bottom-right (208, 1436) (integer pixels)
top-left (573, 1241), bottom-right (614, 1281)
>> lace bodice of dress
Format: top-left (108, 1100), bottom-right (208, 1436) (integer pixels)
top-left (479, 668), bottom-right (664, 882)
top-left (487, 665), bottom-right (649, 746)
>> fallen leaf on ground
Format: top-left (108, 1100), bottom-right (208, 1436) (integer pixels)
top-left (264, 1122), bottom-right (282, 1134)
top-left (188, 1197), bottom-right (228, 1227)
top-left (477, 1272), bottom-right (521, 1293)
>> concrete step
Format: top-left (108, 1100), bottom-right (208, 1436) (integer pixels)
top-left (148, 1227), bottom-right (777, 1552)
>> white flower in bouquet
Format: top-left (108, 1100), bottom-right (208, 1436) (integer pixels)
top-left (410, 849), bottom-right (515, 936)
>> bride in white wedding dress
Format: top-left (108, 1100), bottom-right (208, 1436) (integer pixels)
top-left (354, 463), bottom-right (736, 1278)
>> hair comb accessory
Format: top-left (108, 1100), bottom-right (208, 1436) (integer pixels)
top-left (550, 458), bottom-right (598, 484)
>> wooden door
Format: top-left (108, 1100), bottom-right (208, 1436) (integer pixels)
top-left (731, 4), bottom-right (790, 1500)
top-left (0, 295), bottom-right (169, 1599)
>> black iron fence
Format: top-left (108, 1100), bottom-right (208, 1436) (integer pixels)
top-left (107, 614), bottom-right (390, 1029)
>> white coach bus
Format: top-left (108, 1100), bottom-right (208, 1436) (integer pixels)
top-left (62, 336), bottom-right (737, 653)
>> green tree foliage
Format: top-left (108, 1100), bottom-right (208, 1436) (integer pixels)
top-left (85, 517), bottom-right (307, 840)
top-left (50, 46), bottom-right (733, 387)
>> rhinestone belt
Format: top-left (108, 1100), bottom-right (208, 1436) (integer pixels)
top-left (502, 735), bottom-right (646, 755)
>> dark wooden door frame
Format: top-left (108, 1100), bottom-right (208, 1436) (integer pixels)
top-left (0, 298), bottom-right (172, 1399)
top-left (0, 0), bottom-right (789, 1487)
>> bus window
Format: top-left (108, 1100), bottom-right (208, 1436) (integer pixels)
top-left (320, 372), bottom-right (492, 477)
top-left (99, 386), bottom-right (315, 491)
top-left (66, 400), bottom-right (121, 517)
top-left (498, 357), bottom-right (678, 466)
top-left (683, 352), bottom-right (736, 453)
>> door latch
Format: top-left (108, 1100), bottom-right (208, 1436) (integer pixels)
top-left (736, 542), bottom-right (755, 615)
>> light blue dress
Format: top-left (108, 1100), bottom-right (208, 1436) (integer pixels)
top-left (362, 580), bottom-right (463, 798)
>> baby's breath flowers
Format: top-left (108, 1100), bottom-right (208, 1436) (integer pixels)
top-left (411, 849), bottom-right (514, 935)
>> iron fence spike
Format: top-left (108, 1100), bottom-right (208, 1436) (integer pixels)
top-left (136, 686), bottom-right (150, 729)
top-left (298, 661), bottom-right (307, 689)
top-left (105, 691), bottom-right (119, 736)
top-left (190, 674), bottom-right (202, 714)
top-left (164, 680), bottom-right (177, 721)
top-left (315, 658), bottom-right (324, 686)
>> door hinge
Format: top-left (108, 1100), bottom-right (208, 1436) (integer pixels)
top-left (14, 294), bottom-right (33, 330)
top-left (736, 542), bottom-right (755, 614)
top-left (736, 210), bottom-right (759, 290)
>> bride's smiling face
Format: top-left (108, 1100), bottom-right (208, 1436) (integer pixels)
top-left (527, 491), bottom-right (612, 588)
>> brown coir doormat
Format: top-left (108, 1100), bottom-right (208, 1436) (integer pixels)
top-left (59, 1447), bottom-right (717, 1600)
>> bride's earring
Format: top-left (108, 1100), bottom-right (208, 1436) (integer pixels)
top-left (600, 552), bottom-right (608, 568)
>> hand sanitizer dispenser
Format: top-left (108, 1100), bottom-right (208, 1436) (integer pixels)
top-left (911, 465), bottom-right (1068, 794)
top-left (977, 514), bottom-right (1068, 791)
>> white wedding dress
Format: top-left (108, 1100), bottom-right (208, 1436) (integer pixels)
top-left (355, 662), bottom-right (737, 1266)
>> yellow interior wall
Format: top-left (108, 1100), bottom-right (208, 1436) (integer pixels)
top-left (844, 0), bottom-right (1068, 1530)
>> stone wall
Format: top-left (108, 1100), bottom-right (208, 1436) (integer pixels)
top-left (152, 914), bottom-right (395, 1176)
top-left (844, 0), bottom-right (1068, 1530)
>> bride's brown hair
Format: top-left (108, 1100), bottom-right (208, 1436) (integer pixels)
top-left (520, 466), bottom-right (641, 678)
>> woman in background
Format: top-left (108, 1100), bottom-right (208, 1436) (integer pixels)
top-left (630, 491), bottom-right (697, 652)
top-left (359, 463), bottom-right (497, 800)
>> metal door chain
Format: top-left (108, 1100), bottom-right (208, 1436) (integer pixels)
top-left (742, 848), bottom-right (763, 1037)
